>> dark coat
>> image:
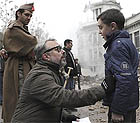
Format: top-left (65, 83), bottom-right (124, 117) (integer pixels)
top-left (2, 20), bottom-right (37, 122)
top-left (103, 30), bottom-right (139, 115)
top-left (11, 60), bottom-right (105, 123)
top-left (0, 41), bottom-right (4, 72)
top-left (63, 47), bottom-right (77, 76)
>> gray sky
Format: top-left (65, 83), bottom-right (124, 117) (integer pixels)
top-left (32, 0), bottom-right (140, 43)
top-left (1, 0), bottom-right (140, 48)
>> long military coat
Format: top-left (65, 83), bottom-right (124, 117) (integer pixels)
top-left (2, 20), bottom-right (37, 122)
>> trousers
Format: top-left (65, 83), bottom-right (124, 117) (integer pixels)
top-left (65, 77), bottom-right (75, 90)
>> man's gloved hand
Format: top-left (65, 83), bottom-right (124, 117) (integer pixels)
top-left (66, 115), bottom-right (79, 122)
top-left (101, 76), bottom-right (116, 94)
top-left (62, 114), bottom-right (79, 122)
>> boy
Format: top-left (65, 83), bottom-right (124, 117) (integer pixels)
top-left (97, 9), bottom-right (139, 123)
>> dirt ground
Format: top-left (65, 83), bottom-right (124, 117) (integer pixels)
top-left (73, 100), bottom-right (140, 123)
top-left (73, 76), bottom-right (140, 123)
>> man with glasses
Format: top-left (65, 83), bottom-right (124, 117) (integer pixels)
top-left (11, 39), bottom-right (116, 123)
top-left (2, 3), bottom-right (37, 122)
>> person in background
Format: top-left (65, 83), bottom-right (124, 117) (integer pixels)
top-left (2, 3), bottom-right (37, 122)
top-left (63, 39), bottom-right (78, 112)
top-left (0, 48), bottom-right (8, 106)
top-left (97, 9), bottom-right (139, 123)
top-left (63, 39), bottom-right (77, 90)
top-left (0, 56), bottom-right (3, 105)
top-left (11, 39), bottom-right (116, 123)
top-left (0, 40), bottom-right (5, 105)
top-left (75, 58), bottom-right (82, 90)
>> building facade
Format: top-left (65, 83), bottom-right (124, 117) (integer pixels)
top-left (125, 13), bottom-right (140, 53)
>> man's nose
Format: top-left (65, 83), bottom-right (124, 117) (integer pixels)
top-left (28, 15), bottom-right (32, 20)
top-left (61, 50), bottom-right (66, 57)
top-left (61, 49), bottom-right (65, 53)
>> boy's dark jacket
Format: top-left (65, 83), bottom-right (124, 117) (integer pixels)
top-left (103, 30), bottom-right (139, 115)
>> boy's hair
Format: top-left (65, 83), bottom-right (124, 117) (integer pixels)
top-left (64, 39), bottom-right (72, 46)
top-left (97, 9), bottom-right (125, 30)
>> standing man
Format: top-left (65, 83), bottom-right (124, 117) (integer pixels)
top-left (97, 9), bottom-right (139, 123)
top-left (11, 39), bottom-right (115, 123)
top-left (63, 39), bottom-right (77, 90)
top-left (2, 3), bottom-right (37, 122)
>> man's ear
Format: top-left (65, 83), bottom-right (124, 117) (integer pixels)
top-left (17, 11), bottom-right (22, 18)
top-left (42, 53), bottom-right (50, 61)
top-left (111, 22), bottom-right (118, 31)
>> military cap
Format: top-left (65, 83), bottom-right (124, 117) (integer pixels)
top-left (19, 3), bottom-right (35, 12)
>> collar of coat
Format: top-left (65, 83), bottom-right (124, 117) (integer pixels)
top-left (63, 47), bottom-right (71, 52)
top-left (37, 60), bottom-right (60, 75)
top-left (7, 20), bottom-right (30, 34)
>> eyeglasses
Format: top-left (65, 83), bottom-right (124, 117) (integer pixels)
top-left (44, 45), bottom-right (62, 53)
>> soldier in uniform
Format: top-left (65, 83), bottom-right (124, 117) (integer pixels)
top-left (2, 3), bottom-right (37, 122)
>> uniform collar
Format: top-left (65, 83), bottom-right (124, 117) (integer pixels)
top-left (8, 20), bottom-right (29, 31)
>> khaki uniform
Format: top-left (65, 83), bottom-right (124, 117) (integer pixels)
top-left (2, 20), bottom-right (37, 122)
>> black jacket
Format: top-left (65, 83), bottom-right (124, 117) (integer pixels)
top-left (63, 47), bottom-right (77, 76)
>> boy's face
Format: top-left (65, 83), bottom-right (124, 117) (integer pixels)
top-left (97, 18), bottom-right (112, 41)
